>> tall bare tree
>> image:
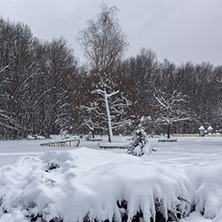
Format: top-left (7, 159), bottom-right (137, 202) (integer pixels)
top-left (77, 3), bottom-right (128, 142)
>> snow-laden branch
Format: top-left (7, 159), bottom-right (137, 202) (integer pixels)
top-left (0, 121), bottom-right (15, 130)
top-left (154, 94), bottom-right (167, 109)
top-left (84, 121), bottom-right (95, 132)
top-left (94, 88), bottom-right (119, 98)
top-left (0, 65), bottom-right (9, 73)
top-left (172, 117), bottom-right (190, 123)
top-left (32, 89), bottom-right (51, 109)
top-left (78, 118), bottom-right (103, 132)
top-left (0, 111), bottom-right (21, 131)
top-left (111, 119), bottom-right (132, 129)
top-left (170, 97), bottom-right (187, 106)
top-left (16, 72), bottom-right (43, 98)
top-left (54, 113), bottom-right (68, 124)
top-left (107, 90), bottom-right (119, 98)
top-left (58, 103), bottom-right (68, 111)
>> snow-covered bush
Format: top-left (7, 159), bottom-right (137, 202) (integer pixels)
top-left (59, 129), bottom-right (69, 139)
top-left (126, 127), bottom-right (152, 156)
top-left (85, 131), bottom-right (93, 141)
top-left (1, 148), bottom-right (222, 221)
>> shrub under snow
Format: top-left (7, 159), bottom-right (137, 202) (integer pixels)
top-left (126, 128), bottom-right (152, 156)
top-left (0, 148), bottom-right (222, 221)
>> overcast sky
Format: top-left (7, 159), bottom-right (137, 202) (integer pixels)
top-left (0, 0), bottom-right (222, 66)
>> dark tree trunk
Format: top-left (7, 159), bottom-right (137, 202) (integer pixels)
top-left (92, 130), bottom-right (95, 138)
top-left (167, 124), bottom-right (170, 139)
top-left (108, 131), bottom-right (111, 143)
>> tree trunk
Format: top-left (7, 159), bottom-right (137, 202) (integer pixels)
top-left (167, 124), bottom-right (170, 139)
top-left (45, 128), bottom-right (51, 139)
top-left (92, 130), bottom-right (95, 138)
top-left (104, 90), bottom-right (113, 143)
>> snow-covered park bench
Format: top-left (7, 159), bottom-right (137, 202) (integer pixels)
top-left (158, 139), bottom-right (177, 142)
top-left (99, 143), bottom-right (128, 149)
top-left (40, 139), bottom-right (80, 147)
top-left (88, 138), bottom-right (103, 142)
top-left (85, 135), bottom-right (103, 142)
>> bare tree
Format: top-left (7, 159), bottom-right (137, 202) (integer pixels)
top-left (78, 89), bottom-right (132, 139)
top-left (77, 3), bottom-right (128, 142)
top-left (0, 18), bottom-right (36, 138)
top-left (38, 38), bottom-right (79, 138)
top-left (153, 90), bottom-right (190, 138)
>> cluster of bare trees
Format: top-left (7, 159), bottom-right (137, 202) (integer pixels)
top-left (118, 51), bottom-right (221, 136)
top-left (0, 4), bottom-right (221, 140)
top-left (0, 18), bottom-right (81, 139)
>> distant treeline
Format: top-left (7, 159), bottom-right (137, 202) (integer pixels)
top-left (0, 18), bottom-right (221, 139)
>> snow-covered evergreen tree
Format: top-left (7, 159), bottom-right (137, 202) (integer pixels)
top-left (126, 126), bottom-right (152, 156)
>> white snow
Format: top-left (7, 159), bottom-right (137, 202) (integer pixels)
top-left (0, 136), bottom-right (222, 222)
top-left (207, 126), bottom-right (213, 131)
top-left (199, 126), bottom-right (205, 130)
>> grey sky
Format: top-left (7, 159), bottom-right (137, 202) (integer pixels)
top-left (0, 0), bottom-right (222, 65)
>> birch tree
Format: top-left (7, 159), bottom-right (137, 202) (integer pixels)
top-left (78, 3), bottom-right (128, 142)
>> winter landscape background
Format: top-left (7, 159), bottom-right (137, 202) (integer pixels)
top-left (0, 1), bottom-right (222, 221)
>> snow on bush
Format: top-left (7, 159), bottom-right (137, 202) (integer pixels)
top-left (0, 148), bottom-right (222, 221)
top-left (185, 160), bottom-right (222, 221)
top-left (126, 128), bottom-right (152, 156)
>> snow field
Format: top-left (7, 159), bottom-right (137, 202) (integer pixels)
top-left (0, 137), bottom-right (222, 221)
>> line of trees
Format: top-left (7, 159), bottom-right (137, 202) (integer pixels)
top-left (0, 8), bottom-right (221, 139)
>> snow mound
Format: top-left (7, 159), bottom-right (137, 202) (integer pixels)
top-left (0, 148), bottom-right (222, 221)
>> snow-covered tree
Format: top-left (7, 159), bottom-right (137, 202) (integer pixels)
top-left (0, 18), bottom-right (36, 138)
top-left (153, 89), bottom-right (190, 138)
top-left (79, 90), bottom-right (132, 140)
top-left (77, 3), bottom-right (128, 142)
top-left (78, 102), bottom-right (101, 138)
top-left (35, 38), bottom-right (79, 138)
top-left (126, 126), bottom-right (152, 156)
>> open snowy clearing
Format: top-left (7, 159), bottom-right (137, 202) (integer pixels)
top-left (0, 136), bottom-right (222, 222)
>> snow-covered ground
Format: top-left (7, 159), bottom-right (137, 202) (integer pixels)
top-left (0, 136), bottom-right (222, 222)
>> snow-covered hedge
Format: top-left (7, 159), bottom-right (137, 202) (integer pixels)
top-left (1, 148), bottom-right (222, 222)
